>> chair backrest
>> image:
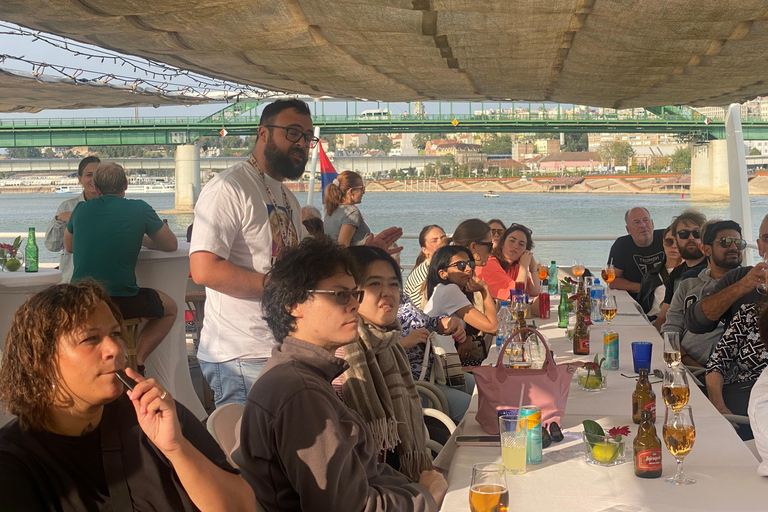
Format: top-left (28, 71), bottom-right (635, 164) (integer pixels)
top-left (206, 403), bottom-right (244, 468)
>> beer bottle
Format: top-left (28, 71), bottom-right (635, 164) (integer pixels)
top-left (632, 368), bottom-right (656, 424)
top-left (25, 227), bottom-right (38, 273)
top-left (557, 289), bottom-right (568, 328)
top-left (633, 408), bottom-right (662, 478)
top-left (572, 304), bottom-right (590, 355)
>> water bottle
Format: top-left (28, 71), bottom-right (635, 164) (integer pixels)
top-left (590, 279), bottom-right (605, 323)
top-left (497, 301), bottom-right (512, 353)
top-left (548, 260), bottom-right (558, 295)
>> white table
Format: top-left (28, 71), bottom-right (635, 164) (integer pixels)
top-left (0, 268), bottom-right (62, 427)
top-left (136, 242), bottom-right (207, 421)
top-left (437, 290), bottom-right (768, 512)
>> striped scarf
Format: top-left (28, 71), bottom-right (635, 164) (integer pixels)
top-left (341, 317), bottom-right (432, 481)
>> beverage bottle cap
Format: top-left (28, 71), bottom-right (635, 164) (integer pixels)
top-left (594, 279), bottom-right (600, 285)
top-left (551, 260), bottom-right (556, 264)
top-left (500, 301), bottom-right (509, 307)
top-left (542, 279), bottom-right (548, 286)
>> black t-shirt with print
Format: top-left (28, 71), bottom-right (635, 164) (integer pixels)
top-left (608, 229), bottom-right (665, 298)
top-left (0, 394), bottom-right (237, 512)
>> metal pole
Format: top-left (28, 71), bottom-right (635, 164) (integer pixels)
top-left (726, 104), bottom-right (754, 264)
top-left (306, 126), bottom-right (321, 206)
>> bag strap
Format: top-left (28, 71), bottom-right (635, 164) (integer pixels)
top-left (419, 335), bottom-right (432, 381)
top-left (494, 327), bottom-right (559, 382)
top-left (100, 408), bottom-right (134, 512)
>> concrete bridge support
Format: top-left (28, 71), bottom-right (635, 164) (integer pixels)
top-left (690, 139), bottom-right (730, 201)
top-left (174, 144), bottom-right (200, 212)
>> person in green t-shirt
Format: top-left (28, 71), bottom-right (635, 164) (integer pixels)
top-left (64, 162), bottom-right (179, 374)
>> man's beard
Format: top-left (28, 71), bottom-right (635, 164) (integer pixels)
top-left (678, 243), bottom-right (703, 260)
top-left (712, 251), bottom-right (742, 270)
top-left (264, 134), bottom-right (307, 180)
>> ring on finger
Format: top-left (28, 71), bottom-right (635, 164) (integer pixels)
top-left (160, 390), bottom-right (168, 400)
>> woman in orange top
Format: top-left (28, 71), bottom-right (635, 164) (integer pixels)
top-left (476, 223), bottom-right (541, 303)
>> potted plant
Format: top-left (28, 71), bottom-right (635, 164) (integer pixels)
top-left (0, 236), bottom-right (23, 272)
top-left (576, 354), bottom-right (606, 391)
top-left (582, 420), bottom-right (629, 466)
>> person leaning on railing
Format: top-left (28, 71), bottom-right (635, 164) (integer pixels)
top-left (0, 282), bottom-right (255, 512)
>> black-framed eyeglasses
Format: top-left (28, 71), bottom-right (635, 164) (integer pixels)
top-left (474, 241), bottom-right (494, 248)
top-left (663, 238), bottom-right (675, 247)
top-left (676, 229), bottom-right (700, 240)
top-left (308, 289), bottom-right (364, 305)
top-left (264, 125), bottom-right (320, 148)
top-left (446, 260), bottom-right (476, 272)
top-left (716, 237), bottom-right (747, 250)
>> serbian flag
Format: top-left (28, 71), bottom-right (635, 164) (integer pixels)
top-left (319, 143), bottom-right (338, 202)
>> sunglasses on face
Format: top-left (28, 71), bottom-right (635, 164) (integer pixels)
top-left (715, 237), bottom-right (747, 250)
top-left (676, 229), bottom-right (700, 240)
top-left (663, 238), bottom-right (675, 247)
top-left (474, 241), bottom-right (494, 249)
top-left (446, 260), bottom-right (477, 272)
top-left (491, 229), bottom-right (504, 236)
top-left (308, 289), bottom-right (364, 305)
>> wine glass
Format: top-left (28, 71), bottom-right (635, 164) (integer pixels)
top-left (757, 255), bottom-right (768, 295)
top-left (662, 367), bottom-right (690, 411)
top-left (601, 294), bottom-right (617, 328)
top-left (572, 258), bottom-right (585, 278)
top-left (663, 332), bottom-right (681, 367)
top-left (663, 405), bottom-right (696, 485)
top-left (469, 463), bottom-right (509, 512)
top-left (601, 262), bottom-right (616, 285)
top-left (537, 264), bottom-right (549, 280)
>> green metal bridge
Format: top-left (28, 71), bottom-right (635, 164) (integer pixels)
top-left (2, 102), bottom-right (768, 148)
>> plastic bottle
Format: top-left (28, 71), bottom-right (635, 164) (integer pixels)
top-left (496, 301), bottom-right (512, 353)
top-left (590, 278), bottom-right (604, 323)
top-left (548, 261), bottom-right (558, 295)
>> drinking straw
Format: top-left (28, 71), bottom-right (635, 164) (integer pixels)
top-left (516, 384), bottom-right (525, 432)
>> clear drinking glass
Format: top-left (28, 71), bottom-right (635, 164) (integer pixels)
top-left (469, 463), bottom-right (509, 512)
top-left (663, 332), bottom-right (682, 367)
top-left (601, 263), bottom-right (616, 285)
top-left (499, 414), bottom-right (528, 475)
top-left (662, 367), bottom-right (690, 411)
top-left (601, 294), bottom-right (617, 328)
top-left (663, 405), bottom-right (696, 485)
top-left (572, 258), bottom-right (585, 277)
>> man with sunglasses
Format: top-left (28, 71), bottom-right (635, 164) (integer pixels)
top-left (662, 220), bottom-right (743, 370)
top-left (686, 215), bottom-right (768, 335)
top-left (236, 237), bottom-right (447, 512)
top-left (608, 207), bottom-right (665, 301)
top-left (190, 99), bottom-right (402, 407)
top-left (653, 210), bottom-right (707, 330)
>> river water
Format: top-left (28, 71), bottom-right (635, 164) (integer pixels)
top-left (1, 191), bottom-right (765, 268)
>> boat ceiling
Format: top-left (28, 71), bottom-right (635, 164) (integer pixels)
top-left (2, 1), bottom-right (768, 108)
top-left (0, 69), bottom-right (211, 113)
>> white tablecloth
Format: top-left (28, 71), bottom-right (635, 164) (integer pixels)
top-left (437, 290), bottom-right (768, 512)
top-left (136, 242), bottom-right (206, 421)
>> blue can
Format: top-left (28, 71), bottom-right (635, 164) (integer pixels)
top-left (520, 406), bottom-right (542, 464)
top-left (603, 330), bottom-right (619, 370)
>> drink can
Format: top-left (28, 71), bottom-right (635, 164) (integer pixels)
top-left (603, 330), bottom-right (619, 370)
top-left (520, 406), bottom-right (542, 464)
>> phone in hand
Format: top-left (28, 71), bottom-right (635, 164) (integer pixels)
top-left (115, 369), bottom-right (137, 391)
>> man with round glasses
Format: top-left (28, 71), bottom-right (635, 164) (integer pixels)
top-left (190, 99), bottom-right (402, 407)
top-left (686, 215), bottom-right (768, 335)
top-left (653, 210), bottom-right (707, 330)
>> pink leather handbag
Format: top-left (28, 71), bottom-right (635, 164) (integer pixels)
top-left (474, 327), bottom-right (573, 435)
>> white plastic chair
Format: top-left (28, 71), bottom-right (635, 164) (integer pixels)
top-left (422, 408), bottom-right (457, 458)
top-left (414, 380), bottom-right (450, 415)
top-left (206, 403), bottom-right (244, 468)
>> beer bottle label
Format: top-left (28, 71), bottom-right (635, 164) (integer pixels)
top-left (643, 399), bottom-right (656, 419)
top-left (577, 336), bottom-right (589, 353)
top-left (636, 448), bottom-right (662, 471)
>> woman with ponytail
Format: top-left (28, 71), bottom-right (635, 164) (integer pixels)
top-left (323, 171), bottom-right (371, 247)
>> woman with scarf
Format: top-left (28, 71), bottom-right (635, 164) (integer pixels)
top-left (334, 245), bottom-right (432, 481)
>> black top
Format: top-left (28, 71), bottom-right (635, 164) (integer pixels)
top-left (608, 229), bottom-right (665, 299)
top-left (0, 394), bottom-right (237, 512)
top-left (663, 259), bottom-right (708, 305)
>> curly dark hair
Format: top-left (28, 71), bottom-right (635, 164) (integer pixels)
top-left (263, 236), bottom-right (359, 343)
top-left (491, 224), bottom-right (535, 272)
top-left (0, 281), bottom-right (122, 431)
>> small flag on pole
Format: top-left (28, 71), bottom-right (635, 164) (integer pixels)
top-left (220, 128), bottom-right (228, 137)
top-left (318, 143), bottom-right (338, 202)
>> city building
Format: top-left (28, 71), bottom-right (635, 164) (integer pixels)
top-left (538, 152), bottom-right (600, 174)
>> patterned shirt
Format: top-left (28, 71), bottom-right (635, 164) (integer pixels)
top-left (706, 303), bottom-right (768, 385)
top-left (398, 294), bottom-right (443, 381)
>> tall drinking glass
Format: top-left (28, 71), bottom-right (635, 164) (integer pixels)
top-left (663, 332), bottom-right (681, 367)
top-left (663, 405), bottom-right (696, 485)
top-left (469, 463), bottom-right (509, 512)
top-left (499, 414), bottom-right (528, 475)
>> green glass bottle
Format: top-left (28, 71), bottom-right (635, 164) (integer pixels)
top-left (25, 227), bottom-right (38, 273)
top-left (557, 288), bottom-right (568, 328)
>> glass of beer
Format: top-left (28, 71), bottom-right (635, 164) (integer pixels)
top-left (662, 367), bottom-right (690, 411)
top-left (499, 414), bottom-right (528, 475)
top-left (470, 463), bottom-right (509, 512)
top-left (601, 263), bottom-right (616, 284)
top-left (663, 405), bottom-right (696, 485)
top-left (601, 294), bottom-right (617, 328)
top-left (663, 332), bottom-right (682, 367)
top-left (572, 258), bottom-right (585, 277)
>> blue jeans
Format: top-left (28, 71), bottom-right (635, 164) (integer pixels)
top-left (201, 358), bottom-right (267, 408)
top-left (426, 372), bottom-right (476, 424)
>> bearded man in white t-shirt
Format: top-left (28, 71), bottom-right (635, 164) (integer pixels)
top-left (190, 99), bottom-right (402, 407)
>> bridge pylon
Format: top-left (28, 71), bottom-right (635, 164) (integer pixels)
top-left (690, 140), bottom-right (730, 201)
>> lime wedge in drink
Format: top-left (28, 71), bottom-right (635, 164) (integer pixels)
top-left (591, 441), bottom-right (620, 463)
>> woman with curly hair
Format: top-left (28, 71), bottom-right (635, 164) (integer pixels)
top-left (476, 223), bottom-right (541, 301)
top-left (0, 282), bottom-right (254, 512)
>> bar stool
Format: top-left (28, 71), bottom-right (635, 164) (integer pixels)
top-left (122, 318), bottom-right (142, 372)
